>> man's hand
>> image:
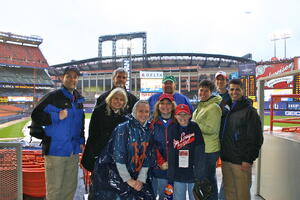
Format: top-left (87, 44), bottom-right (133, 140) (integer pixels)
top-left (160, 162), bottom-right (168, 170)
top-left (241, 162), bottom-right (252, 171)
top-left (59, 109), bottom-right (68, 120)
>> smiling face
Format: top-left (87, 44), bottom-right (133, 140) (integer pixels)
top-left (62, 71), bottom-right (78, 92)
top-left (110, 93), bottom-right (126, 110)
top-left (229, 83), bottom-right (243, 101)
top-left (135, 103), bottom-right (150, 125)
top-left (158, 99), bottom-right (173, 115)
top-left (198, 86), bottom-right (212, 101)
top-left (162, 81), bottom-right (176, 94)
top-left (215, 75), bottom-right (227, 92)
top-left (113, 72), bottom-right (127, 88)
top-left (175, 112), bottom-right (191, 126)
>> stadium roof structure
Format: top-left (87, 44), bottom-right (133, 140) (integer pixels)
top-left (0, 31), bottom-right (43, 46)
top-left (49, 52), bottom-right (255, 76)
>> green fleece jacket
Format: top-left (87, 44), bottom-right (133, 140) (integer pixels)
top-left (192, 95), bottom-right (222, 153)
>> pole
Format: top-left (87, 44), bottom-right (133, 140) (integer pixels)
top-left (273, 40), bottom-right (277, 58)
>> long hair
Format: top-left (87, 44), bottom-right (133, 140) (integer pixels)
top-left (105, 88), bottom-right (128, 115)
top-left (153, 99), bottom-right (176, 123)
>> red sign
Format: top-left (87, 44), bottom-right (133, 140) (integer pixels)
top-left (256, 62), bottom-right (295, 89)
top-left (256, 62), bottom-right (295, 79)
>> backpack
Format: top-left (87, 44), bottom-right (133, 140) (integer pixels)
top-left (28, 121), bottom-right (45, 140)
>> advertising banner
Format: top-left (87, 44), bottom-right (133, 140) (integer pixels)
top-left (238, 63), bottom-right (256, 76)
top-left (256, 62), bottom-right (295, 89)
top-left (140, 71), bottom-right (163, 93)
top-left (7, 96), bottom-right (33, 102)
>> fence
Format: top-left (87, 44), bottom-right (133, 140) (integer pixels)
top-left (0, 142), bottom-right (23, 200)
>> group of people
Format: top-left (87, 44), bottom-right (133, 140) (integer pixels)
top-left (30, 67), bottom-right (263, 200)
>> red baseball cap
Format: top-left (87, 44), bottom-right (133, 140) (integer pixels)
top-left (158, 93), bottom-right (174, 102)
top-left (175, 104), bottom-right (191, 115)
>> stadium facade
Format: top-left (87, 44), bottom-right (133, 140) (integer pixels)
top-left (49, 32), bottom-right (255, 103)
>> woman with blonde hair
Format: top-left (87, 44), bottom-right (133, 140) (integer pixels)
top-left (82, 87), bottom-right (128, 172)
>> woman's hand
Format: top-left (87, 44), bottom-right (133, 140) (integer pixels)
top-left (127, 179), bottom-right (143, 191)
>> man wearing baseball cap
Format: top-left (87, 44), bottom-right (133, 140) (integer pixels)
top-left (214, 71), bottom-right (230, 106)
top-left (148, 75), bottom-right (193, 113)
top-left (31, 66), bottom-right (85, 200)
top-left (214, 71), bottom-right (230, 200)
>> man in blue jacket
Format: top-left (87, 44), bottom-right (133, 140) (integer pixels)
top-left (148, 75), bottom-right (193, 113)
top-left (31, 67), bottom-right (85, 200)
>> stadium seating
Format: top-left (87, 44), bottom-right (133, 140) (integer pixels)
top-left (0, 42), bottom-right (48, 68)
top-left (0, 66), bottom-right (53, 86)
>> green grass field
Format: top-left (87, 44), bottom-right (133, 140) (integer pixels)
top-left (1, 114), bottom-right (300, 139)
top-left (0, 118), bottom-right (30, 138)
top-left (263, 115), bottom-right (300, 127)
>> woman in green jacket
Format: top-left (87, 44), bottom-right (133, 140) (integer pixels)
top-left (192, 79), bottom-right (222, 200)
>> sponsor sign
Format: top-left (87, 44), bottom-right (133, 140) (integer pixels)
top-left (264, 102), bottom-right (288, 110)
top-left (287, 102), bottom-right (300, 110)
top-left (7, 96), bottom-right (33, 102)
top-left (140, 71), bottom-right (163, 93)
top-left (264, 110), bottom-right (300, 116)
top-left (238, 63), bottom-right (256, 76)
top-left (256, 62), bottom-right (295, 89)
top-left (140, 71), bottom-right (163, 79)
top-left (123, 59), bottom-right (131, 90)
top-left (0, 96), bottom-right (8, 103)
top-left (140, 92), bottom-right (155, 100)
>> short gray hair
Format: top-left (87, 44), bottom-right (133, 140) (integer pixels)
top-left (132, 100), bottom-right (149, 119)
top-left (112, 67), bottom-right (128, 80)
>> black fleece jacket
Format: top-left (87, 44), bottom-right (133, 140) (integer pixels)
top-left (220, 96), bottom-right (263, 164)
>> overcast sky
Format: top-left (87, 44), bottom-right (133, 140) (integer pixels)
top-left (1, 0), bottom-right (299, 65)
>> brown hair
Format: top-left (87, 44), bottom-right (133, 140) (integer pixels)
top-left (152, 98), bottom-right (176, 123)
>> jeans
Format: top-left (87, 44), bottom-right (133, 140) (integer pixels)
top-left (151, 178), bottom-right (168, 200)
top-left (218, 181), bottom-right (226, 200)
top-left (173, 182), bottom-right (194, 200)
top-left (204, 151), bottom-right (219, 200)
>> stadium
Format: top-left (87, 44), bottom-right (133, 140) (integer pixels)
top-left (1, 31), bottom-right (300, 200)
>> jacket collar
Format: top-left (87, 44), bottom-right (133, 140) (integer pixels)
top-left (230, 96), bottom-right (251, 112)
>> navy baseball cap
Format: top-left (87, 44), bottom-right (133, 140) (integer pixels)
top-left (63, 67), bottom-right (80, 76)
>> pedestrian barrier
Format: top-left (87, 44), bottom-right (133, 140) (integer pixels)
top-left (0, 143), bottom-right (22, 200)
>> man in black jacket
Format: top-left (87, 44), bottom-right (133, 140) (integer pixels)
top-left (220, 79), bottom-right (263, 200)
top-left (95, 67), bottom-right (138, 113)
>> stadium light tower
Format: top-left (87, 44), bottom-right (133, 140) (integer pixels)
top-left (270, 33), bottom-right (280, 58)
top-left (281, 31), bottom-right (291, 58)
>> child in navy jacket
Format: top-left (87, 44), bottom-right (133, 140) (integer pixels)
top-left (167, 104), bottom-right (206, 200)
